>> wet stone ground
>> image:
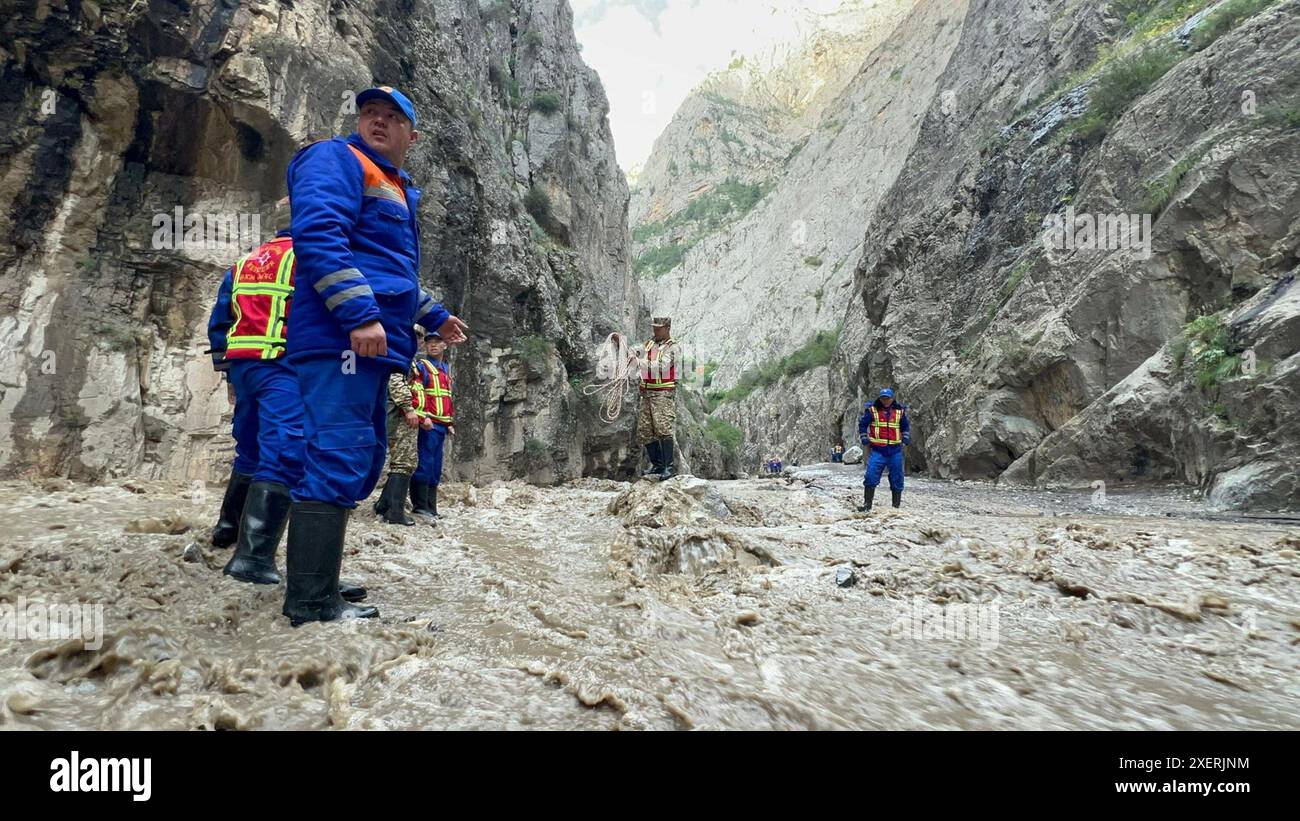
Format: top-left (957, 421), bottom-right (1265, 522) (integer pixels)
top-left (0, 465), bottom-right (1296, 730)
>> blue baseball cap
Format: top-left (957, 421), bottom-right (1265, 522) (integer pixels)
top-left (879, 388), bottom-right (894, 398)
top-left (356, 86), bottom-right (418, 128)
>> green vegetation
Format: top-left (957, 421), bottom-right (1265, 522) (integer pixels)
top-left (532, 90), bottom-right (562, 115)
top-left (1138, 139), bottom-right (1218, 213)
top-left (524, 185), bottom-right (551, 225)
top-left (631, 177), bottom-right (775, 277)
top-left (1068, 41), bottom-right (1182, 143)
top-left (1019, 0), bottom-right (1279, 135)
top-left (707, 326), bottom-right (840, 407)
top-left (517, 335), bottom-right (554, 370)
top-left (521, 28), bottom-right (543, 49)
top-left (803, 256), bottom-right (823, 268)
top-left (524, 437), bottom-right (551, 467)
top-left (1260, 103), bottom-right (1300, 130)
top-left (1174, 313), bottom-right (1242, 390)
top-left (632, 242), bottom-right (689, 277)
top-left (704, 417), bottom-right (743, 457)
top-left (700, 361), bottom-right (718, 388)
top-left (889, 67), bottom-right (904, 81)
top-left (983, 260), bottom-right (1030, 325)
top-left (1189, 0), bottom-right (1282, 51)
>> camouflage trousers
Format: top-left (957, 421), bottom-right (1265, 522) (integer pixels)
top-left (383, 408), bottom-right (420, 475)
top-left (636, 390), bottom-right (676, 445)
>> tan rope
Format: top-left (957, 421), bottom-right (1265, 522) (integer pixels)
top-left (582, 333), bottom-right (639, 424)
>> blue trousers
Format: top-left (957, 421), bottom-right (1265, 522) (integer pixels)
top-left (227, 359), bottom-right (304, 486)
top-left (291, 355), bottom-right (390, 508)
top-left (865, 447), bottom-right (904, 490)
top-left (413, 424), bottom-right (448, 485)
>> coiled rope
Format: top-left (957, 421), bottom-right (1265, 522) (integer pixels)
top-left (582, 333), bottom-right (639, 424)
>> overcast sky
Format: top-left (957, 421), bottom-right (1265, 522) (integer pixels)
top-left (570, 0), bottom-right (849, 173)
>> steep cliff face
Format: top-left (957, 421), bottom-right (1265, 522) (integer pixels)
top-left (636, 0), bottom-right (1300, 509)
top-left (631, 0), bottom-right (957, 465)
top-left (0, 0), bottom-right (644, 484)
top-left (832, 0), bottom-right (1300, 509)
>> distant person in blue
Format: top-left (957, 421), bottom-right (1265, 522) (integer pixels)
top-left (857, 388), bottom-right (910, 511)
top-left (281, 86), bottom-right (468, 625)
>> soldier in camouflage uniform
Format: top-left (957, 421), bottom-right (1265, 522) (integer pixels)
top-left (373, 343), bottom-right (432, 525)
top-left (637, 316), bottom-right (679, 480)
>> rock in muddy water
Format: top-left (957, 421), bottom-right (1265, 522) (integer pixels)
top-left (791, 468), bottom-right (833, 483)
top-left (609, 527), bottom-right (778, 582)
top-left (181, 542), bottom-right (204, 563)
top-left (124, 511), bottom-right (196, 535)
top-left (836, 566), bottom-right (858, 587)
top-left (607, 479), bottom-right (731, 529)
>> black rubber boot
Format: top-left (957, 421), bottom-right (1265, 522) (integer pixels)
top-left (211, 470), bottom-right (253, 548)
top-left (658, 439), bottom-right (676, 480)
top-left (858, 486), bottom-right (875, 512)
top-left (641, 442), bottom-right (661, 477)
top-left (410, 480), bottom-right (436, 518)
top-left (373, 481), bottom-right (389, 516)
top-left (223, 481), bottom-right (290, 585)
top-left (891, 489), bottom-right (902, 509)
top-left (340, 580), bottom-right (367, 602)
top-left (379, 473), bottom-right (415, 526)
top-left (282, 502), bottom-right (379, 626)
top-left (429, 484), bottom-right (440, 519)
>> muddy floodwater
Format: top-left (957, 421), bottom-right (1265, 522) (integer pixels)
top-left (0, 466), bottom-right (1296, 730)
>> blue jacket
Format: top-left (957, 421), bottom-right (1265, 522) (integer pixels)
top-left (285, 133), bottom-right (449, 372)
top-left (858, 400), bottom-right (911, 451)
top-left (206, 267), bottom-right (234, 372)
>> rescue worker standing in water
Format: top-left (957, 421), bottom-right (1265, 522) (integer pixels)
top-left (206, 198), bottom-right (368, 601)
top-left (282, 86), bottom-right (467, 625)
top-left (636, 316), bottom-right (678, 479)
top-left (857, 387), bottom-right (911, 511)
top-left (411, 331), bottom-right (453, 519)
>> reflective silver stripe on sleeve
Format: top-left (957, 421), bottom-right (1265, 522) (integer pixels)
top-left (415, 299), bottom-right (437, 321)
top-left (324, 284), bottom-right (375, 311)
top-left (314, 268), bottom-right (366, 294)
top-left (363, 186), bottom-right (408, 207)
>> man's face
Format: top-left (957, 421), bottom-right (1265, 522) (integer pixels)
top-left (359, 99), bottom-right (419, 167)
top-left (881, 395), bottom-right (893, 407)
top-left (653, 324), bottom-right (670, 340)
top-left (426, 338), bottom-right (446, 358)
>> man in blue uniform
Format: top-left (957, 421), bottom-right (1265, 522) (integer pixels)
top-left (205, 199), bottom-right (366, 602)
top-left (411, 331), bottom-right (453, 520)
top-left (857, 388), bottom-right (911, 511)
top-left (283, 86), bottom-right (467, 625)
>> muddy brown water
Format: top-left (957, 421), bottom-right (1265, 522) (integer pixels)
top-left (0, 467), bottom-right (1296, 730)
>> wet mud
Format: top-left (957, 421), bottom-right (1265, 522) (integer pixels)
top-left (0, 467), bottom-right (1296, 729)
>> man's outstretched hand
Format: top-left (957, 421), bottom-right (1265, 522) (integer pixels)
top-left (438, 315), bottom-right (469, 344)
top-left (350, 320), bottom-right (388, 358)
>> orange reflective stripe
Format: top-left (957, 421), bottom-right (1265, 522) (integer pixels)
top-left (346, 145), bottom-right (407, 211)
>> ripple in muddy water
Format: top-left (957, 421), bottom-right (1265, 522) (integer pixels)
top-left (0, 471), bottom-right (1296, 730)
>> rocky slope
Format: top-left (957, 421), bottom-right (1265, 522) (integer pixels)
top-left (638, 0), bottom-right (1300, 509)
top-left (832, 0), bottom-right (1300, 510)
top-left (0, 0), bottom-right (646, 485)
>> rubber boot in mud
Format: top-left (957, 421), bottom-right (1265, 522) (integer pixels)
top-left (222, 481), bottom-right (290, 585)
top-left (212, 470), bottom-right (253, 548)
top-left (282, 502), bottom-right (378, 626)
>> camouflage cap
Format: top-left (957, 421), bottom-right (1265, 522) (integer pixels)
top-left (651, 316), bottom-right (671, 327)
